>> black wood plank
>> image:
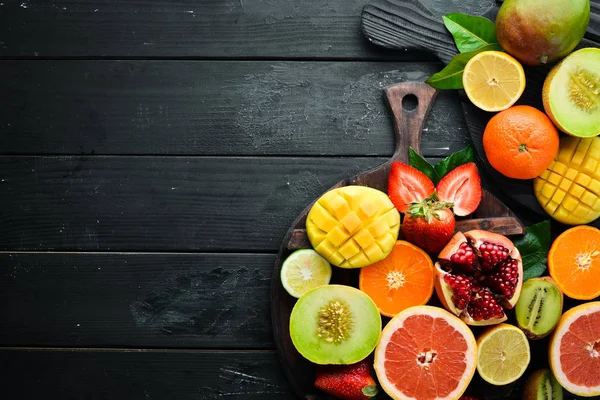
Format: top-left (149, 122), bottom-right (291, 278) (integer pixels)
top-left (0, 348), bottom-right (294, 399)
top-left (362, 0), bottom-right (599, 65)
top-left (0, 156), bottom-right (446, 252)
top-left (0, 61), bottom-right (470, 157)
top-left (0, 0), bottom-right (490, 59)
top-left (0, 252), bottom-right (278, 348)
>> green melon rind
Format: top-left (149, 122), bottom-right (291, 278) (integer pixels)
top-left (543, 47), bottom-right (600, 138)
top-left (289, 285), bottom-right (382, 365)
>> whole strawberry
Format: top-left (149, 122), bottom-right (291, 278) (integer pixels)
top-left (402, 196), bottom-right (455, 254)
top-left (314, 360), bottom-right (378, 400)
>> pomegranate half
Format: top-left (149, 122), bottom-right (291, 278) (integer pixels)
top-left (434, 230), bottom-right (523, 326)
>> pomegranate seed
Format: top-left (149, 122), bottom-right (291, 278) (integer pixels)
top-left (467, 289), bottom-right (505, 321)
top-left (478, 241), bottom-right (509, 271)
top-left (444, 274), bottom-right (473, 310)
top-left (450, 242), bottom-right (477, 273)
top-left (488, 257), bottom-right (519, 298)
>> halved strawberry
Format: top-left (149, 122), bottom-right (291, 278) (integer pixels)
top-left (388, 161), bottom-right (435, 213)
top-left (436, 162), bottom-right (482, 216)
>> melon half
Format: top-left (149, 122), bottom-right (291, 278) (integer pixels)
top-left (542, 47), bottom-right (600, 137)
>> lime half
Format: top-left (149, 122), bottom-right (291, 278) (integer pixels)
top-left (477, 323), bottom-right (530, 385)
top-left (281, 249), bottom-right (332, 298)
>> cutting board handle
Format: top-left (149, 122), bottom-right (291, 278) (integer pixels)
top-left (385, 82), bottom-right (437, 163)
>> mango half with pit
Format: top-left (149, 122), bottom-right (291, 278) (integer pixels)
top-left (306, 186), bottom-right (400, 268)
top-left (534, 136), bottom-right (600, 225)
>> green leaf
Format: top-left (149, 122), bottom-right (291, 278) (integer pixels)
top-left (433, 144), bottom-right (475, 182)
top-left (513, 220), bottom-right (552, 281)
top-left (362, 385), bottom-right (379, 398)
top-left (409, 148), bottom-right (439, 183)
top-left (425, 43), bottom-right (503, 89)
top-left (443, 13), bottom-right (498, 53)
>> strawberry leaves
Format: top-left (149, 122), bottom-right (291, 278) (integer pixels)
top-left (409, 144), bottom-right (475, 185)
top-left (390, 145), bottom-right (481, 217)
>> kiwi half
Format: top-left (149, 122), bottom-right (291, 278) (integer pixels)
top-left (522, 369), bottom-right (563, 400)
top-left (515, 277), bottom-right (563, 339)
top-left (289, 285), bottom-right (381, 364)
top-left (543, 47), bottom-right (600, 137)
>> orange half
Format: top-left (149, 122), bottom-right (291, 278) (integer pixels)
top-left (548, 225), bottom-right (600, 300)
top-left (359, 240), bottom-right (434, 317)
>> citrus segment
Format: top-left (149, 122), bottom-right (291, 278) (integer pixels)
top-left (463, 51), bottom-right (526, 112)
top-left (550, 302), bottom-right (600, 396)
top-left (476, 323), bottom-right (530, 385)
top-left (280, 249), bottom-right (332, 298)
top-left (359, 241), bottom-right (434, 317)
top-left (548, 225), bottom-right (600, 300)
top-left (374, 305), bottom-right (477, 400)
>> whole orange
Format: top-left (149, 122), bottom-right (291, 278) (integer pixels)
top-left (483, 105), bottom-right (559, 180)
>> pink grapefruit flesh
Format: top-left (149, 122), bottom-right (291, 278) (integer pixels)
top-left (550, 301), bottom-right (600, 397)
top-left (374, 305), bottom-right (477, 400)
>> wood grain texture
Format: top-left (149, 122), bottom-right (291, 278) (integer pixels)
top-left (0, 252), bottom-right (278, 348)
top-left (362, 0), bottom-right (600, 65)
top-left (0, 0), bottom-right (494, 59)
top-left (361, 0), bottom-right (600, 218)
top-left (0, 61), bottom-right (471, 157)
top-left (0, 155), bottom-right (409, 251)
top-left (0, 348), bottom-right (293, 399)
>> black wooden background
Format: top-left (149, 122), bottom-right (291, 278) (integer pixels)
top-left (0, 0), bottom-right (547, 398)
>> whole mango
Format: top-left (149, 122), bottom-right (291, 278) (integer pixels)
top-left (495, 0), bottom-right (590, 66)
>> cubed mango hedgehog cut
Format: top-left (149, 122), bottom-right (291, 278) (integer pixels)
top-left (306, 186), bottom-right (400, 268)
top-left (534, 136), bottom-right (600, 225)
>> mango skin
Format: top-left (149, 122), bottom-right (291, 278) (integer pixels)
top-left (495, 0), bottom-right (590, 66)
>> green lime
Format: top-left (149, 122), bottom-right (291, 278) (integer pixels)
top-left (281, 249), bottom-right (332, 298)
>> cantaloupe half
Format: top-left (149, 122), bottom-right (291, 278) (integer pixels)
top-left (542, 47), bottom-right (600, 137)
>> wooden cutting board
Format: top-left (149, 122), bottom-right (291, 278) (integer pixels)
top-left (271, 81), bottom-right (525, 399)
top-left (361, 0), bottom-right (600, 225)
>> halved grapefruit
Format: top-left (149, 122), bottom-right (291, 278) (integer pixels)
top-left (550, 301), bottom-right (600, 397)
top-left (374, 305), bottom-right (477, 400)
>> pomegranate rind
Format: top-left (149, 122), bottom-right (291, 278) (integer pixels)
top-left (374, 305), bottom-right (477, 400)
top-left (464, 229), bottom-right (515, 253)
top-left (437, 231), bottom-right (469, 262)
top-left (434, 230), bottom-right (523, 326)
top-left (434, 262), bottom-right (462, 316)
top-left (503, 247), bottom-right (523, 309)
top-left (549, 301), bottom-right (600, 397)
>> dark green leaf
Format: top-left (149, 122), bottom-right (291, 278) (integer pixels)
top-left (425, 43), bottom-right (503, 89)
top-left (409, 148), bottom-right (439, 183)
top-left (513, 220), bottom-right (552, 281)
top-left (443, 13), bottom-right (498, 53)
top-left (433, 144), bottom-right (475, 182)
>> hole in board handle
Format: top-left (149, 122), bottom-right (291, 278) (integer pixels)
top-left (402, 94), bottom-right (418, 112)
